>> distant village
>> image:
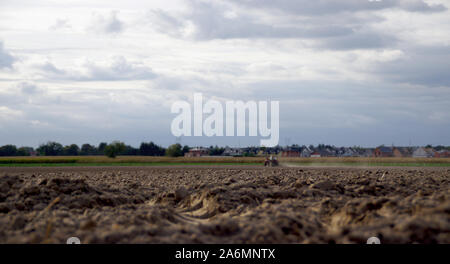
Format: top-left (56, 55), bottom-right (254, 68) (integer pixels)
top-left (185, 145), bottom-right (450, 158)
top-left (1, 142), bottom-right (449, 158)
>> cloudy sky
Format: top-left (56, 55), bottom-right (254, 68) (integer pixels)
top-left (0, 0), bottom-right (449, 148)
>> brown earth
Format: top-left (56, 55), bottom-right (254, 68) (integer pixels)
top-left (0, 166), bottom-right (449, 244)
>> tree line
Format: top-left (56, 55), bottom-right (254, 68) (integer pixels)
top-left (0, 142), bottom-right (225, 158)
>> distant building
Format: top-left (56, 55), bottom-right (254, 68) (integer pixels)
top-left (373, 146), bottom-right (394, 157)
top-left (393, 147), bottom-right (412, 158)
top-left (281, 150), bottom-right (300, 157)
top-left (318, 149), bottom-right (335, 157)
top-left (338, 147), bottom-right (357, 157)
top-left (184, 147), bottom-right (209, 157)
top-left (362, 149), bottom-right (374, 157)
top-left (434, 150), bottom-right (450, 158)
top-left (300, 146), bottom-right (312, 157)
top-left (222, 147), bottom-right (243, 157)
top-left (412, 147), bottom-right (434, 158)
top-left (310, 152), bottom-right (321, 158)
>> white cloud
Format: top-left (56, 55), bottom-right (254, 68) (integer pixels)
top-left (88, 10), bottom-right (124, 34)
top-left (0, 106), bottom-right (22, 120)
top-left (49, 18), bottom-right (72, 31)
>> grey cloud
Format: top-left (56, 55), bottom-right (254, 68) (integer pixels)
top-left (238, 79), bottom-right (450, 145)
top-left (89, 10), bottom-right (124, 34)
top-left (0, 82), bottom-right (172, 147)
top-left (148, 1), bottom-right (397, 50)
top-left (318, 30), bottom-right (398, 50)
top-left (373, 46), bottom-right (450, 87)
top-left (148, 9), bottom-right (186, 37)
top-left (35, 56), bottom-right (157, 81)
top-left (155, 78), bottom-right (450, 146)
top-left (1, 75), bottom-right (449, 147)
top-left (0, 41), bottom-right (15, 69)
top-left (81, 56), bottom-right (157, 81)
top-left (398, 0), bottom-right (447, 12)
top-left (17, 82), bottom-right (43, 95)
top-left (231, 0), bottom-right (446, 15)
top-left (35, 62), bottom-right (74, 80)
top-left (148, 1), bottom-right (355, 40)
top-left (38, 61), bottom-right (67, 75)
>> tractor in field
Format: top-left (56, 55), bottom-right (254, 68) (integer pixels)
top-left (264, 155), bottom-right (279, 167)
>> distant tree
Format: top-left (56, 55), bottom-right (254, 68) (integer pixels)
top-left (121, 145), bottom-right (139, 155)
top-left (243, 151), bottom-right (255, 157)
top-left (208, 145), bottom-right (224, 156)
top-left (353, 145), bottom-right (363, 151)
top-left (0, 145), bottom-right (17, 156)
top-left (80, 144), bottom-right (97, 155)
top-left (16, 147), bottom-right (33, 156)
top-left (98, 142), bottom-right (107, 154)
top-left (37, 142), bottom-right (64, 156)
top-left (182, 145), bottom-right (190, 156)
top-left (166, 143), bottom-right (183, 157)
top-left (139, 142), bottom-right (165, 156)
top-left (64, 144), bottom-right (80, 156)
top-left (104, 141), bottom-right (126, 158)
top-left (260, 146), bottom-right (266, 154)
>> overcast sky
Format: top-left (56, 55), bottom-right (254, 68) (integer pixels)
top-left (0, 0), bottom-right (449, 148)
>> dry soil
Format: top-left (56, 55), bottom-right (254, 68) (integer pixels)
top-left (0, 166), bottom-right (449, 243)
